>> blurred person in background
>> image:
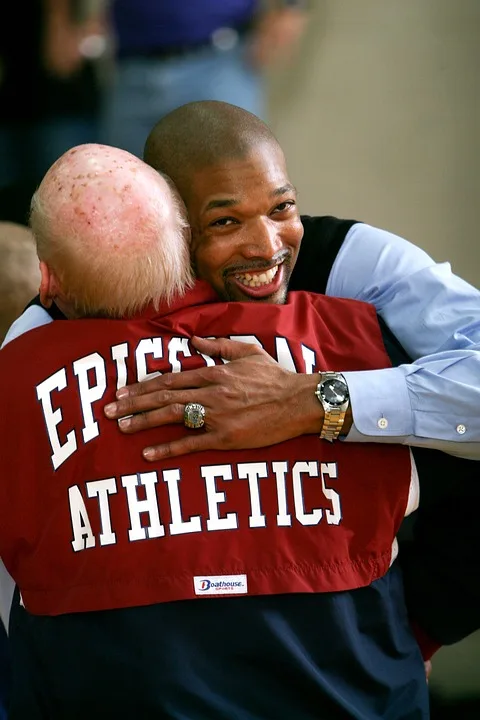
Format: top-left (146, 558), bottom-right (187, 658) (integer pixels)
top-left (0, 220), bottom-right (40, 716)
top-left (0, 223), bottom-right (40, 343)
top-left (0, 0), bottom-right (104, 224)
top-left (100, 0), bottom-right (309, 157)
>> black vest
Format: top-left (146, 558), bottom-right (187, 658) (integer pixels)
top-left (292, 215), bottom-right (480, 647)
top-left (290, 215), bottom-right (357, 294)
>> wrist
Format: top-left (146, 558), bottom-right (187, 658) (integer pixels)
top-left (292, 374), bottom-right (325, 436)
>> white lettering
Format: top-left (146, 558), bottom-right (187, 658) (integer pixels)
top-left (36, 369), bottom-right (77, 470)
top-left (292, 461), bottom-right (323, 526)
top-left (86, 477), bottom-right (118, 545)
top-left (229, 335), bottom-right (263, 348)
top-left (122, 472), bottom-right (165, 541)
top-left (272, 461), bottom-right (292, 526)
top-left (237, 462), bottom-right (268, 528)
top-left (202, 465), bottom-right (238, 531)
top-left (111, 342), bottom-right (129, 390)
top-left (73, 353), bottom-right (107, 443)
top-left (320, 463), bottom-right (342, 525)
top-left (163, 468), bottom-right (202, 535)
top-left (66, 458), bottom-right (346, 553)
top-left (168, 337), bottom-right (192, 374)
top-left (136, 338), bottom-right (163, 382)
top-left (69, 485), bottom-right (95, 552)
top-left (301, 344), bottom-right (316, 374)
top-left (275, 337), bottom-right (297, 372)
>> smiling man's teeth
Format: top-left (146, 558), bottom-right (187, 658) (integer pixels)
top-left (235, 265), bottom-right (279, 288)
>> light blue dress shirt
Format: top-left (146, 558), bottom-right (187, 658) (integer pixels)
top-left (3, 222), bottom-right (480, 459)
top-left (328, 224), bottom-right (480, 459)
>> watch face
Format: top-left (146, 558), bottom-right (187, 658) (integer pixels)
top-left (320, 378), bottom-right (349, 407)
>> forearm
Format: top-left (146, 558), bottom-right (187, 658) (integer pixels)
top-left (42, 0), bottom-right (71, 20)
top-left (42, 0), bottom-right (106, 28)
top-left (327, 223), bottom-right (480, 457)
top-left (281, 372), bottom-right (325, 436)
top-left (343, 360), bottom-right (480, 459)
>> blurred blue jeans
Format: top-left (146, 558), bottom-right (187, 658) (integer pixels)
top-left (0, 118), bottom-right (99, 223)
top-left (0, 119), bottom-right (98, 189)
top-left (101, 41), bottom-right (264, 159)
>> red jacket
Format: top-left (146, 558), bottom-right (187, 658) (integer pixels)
top-left (0, 282), bottom-right (415, 617)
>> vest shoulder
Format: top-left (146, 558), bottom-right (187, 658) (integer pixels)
top-left (290, 216), bottom-right (360, 294)
top-left (300, 215), bottom-right (360, 239)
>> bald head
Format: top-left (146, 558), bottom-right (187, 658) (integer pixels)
top-left (144, 101), bottom-right (283, 204)
top-left (31, 144), bottom-right (192, 318)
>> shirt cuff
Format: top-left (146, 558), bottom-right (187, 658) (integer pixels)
top-left (341, 367), bottom-right (413, 441)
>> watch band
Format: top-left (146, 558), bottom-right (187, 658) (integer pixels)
top-left (315, 372), bottom-right (349, 442)
top-left (319, 406), bottom-right (348, 442)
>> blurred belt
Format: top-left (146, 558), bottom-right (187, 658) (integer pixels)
top-left (119, 22), bottom-right (253, 61)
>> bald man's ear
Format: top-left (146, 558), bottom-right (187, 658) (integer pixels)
top-left (39, 261), bottom-right (61, 309)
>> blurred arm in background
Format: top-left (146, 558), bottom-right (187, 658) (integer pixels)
top-left (249, 0), bottom-right (310, 69)
top-left (0, 223), bottom-right (41, 344)
top-left (42, 0), bottom-right (107, 79)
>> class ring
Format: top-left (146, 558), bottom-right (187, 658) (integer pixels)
top-left (184, 402), bottom-right (206, 430)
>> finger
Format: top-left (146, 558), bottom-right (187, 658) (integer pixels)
top-left (115, 365), bottom-right (221, 401)
top-left (116, 404), bottom-right (185, 433)
top-left (106, 384), bottom-right (212, 420)
top-left (191, 336), bottom-right (265, 362)
top-left (143, 432), bottom-right (216, 461)
top-left (105, 391), bottom-right (174, 419)
top-left (106, 384), bottom-right (218, 422)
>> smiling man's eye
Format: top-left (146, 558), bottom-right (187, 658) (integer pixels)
top-left (210, 217), bottom-right (238, 227)
top-left (273, 201), bottom-right (295, 214)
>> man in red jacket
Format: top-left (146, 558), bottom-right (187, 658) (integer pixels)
top-left (0, 143), bottom-right (428, 719)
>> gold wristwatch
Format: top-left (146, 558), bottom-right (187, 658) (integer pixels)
top-left (315, 372), bottom-right (350, 442)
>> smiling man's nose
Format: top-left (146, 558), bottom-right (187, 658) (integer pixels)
top-left (242, 220), bottom-right (283, 258)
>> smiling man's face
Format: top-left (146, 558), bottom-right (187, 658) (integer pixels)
top-left (188, 142), bottom-right (304, 304)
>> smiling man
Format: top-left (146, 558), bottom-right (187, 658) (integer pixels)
top-left (189, 166), bottom-right (301, 304)
top-left (147, 101), bottom-right (303, 309)
top-left (94, 99), bottom-right (480, 464)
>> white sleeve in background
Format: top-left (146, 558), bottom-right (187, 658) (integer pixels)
top-left (1, 305), bottom-right (53, 348)
top-left (327, 223), bottom-right (480, 459)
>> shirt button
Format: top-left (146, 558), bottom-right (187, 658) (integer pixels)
top-left (377, 417), bottom-right (389, 430)
top-left (456, 424), bottom-right (467, 435)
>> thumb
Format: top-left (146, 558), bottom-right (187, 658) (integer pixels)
top-left (191, 336), bottom-right (264, 362)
